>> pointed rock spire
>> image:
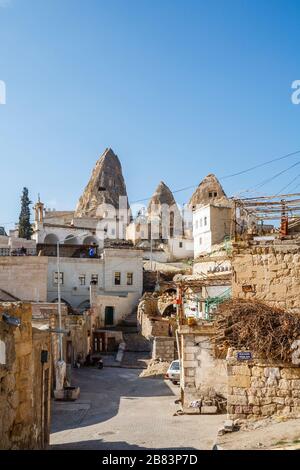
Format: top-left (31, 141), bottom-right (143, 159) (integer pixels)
top-left (75, 148), bottom-right (129, 217)
top-left (147, 181), bottom-right (177, 211)
top-left (189, 174), bottom-right (228, 209)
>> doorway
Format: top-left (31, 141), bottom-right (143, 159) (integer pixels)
top-left (105, 306), bottom-right (114, 326)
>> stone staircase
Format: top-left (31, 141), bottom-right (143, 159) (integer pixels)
top-left (121, 307), bottom-right (138, 327)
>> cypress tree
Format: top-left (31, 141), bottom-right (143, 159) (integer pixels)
top-left (18, 187), bottom-right (32, 239)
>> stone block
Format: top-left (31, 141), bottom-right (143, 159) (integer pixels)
top-left (252, 406), bottom-right (261, 415)
top-left (184, 346), bottom-right (199, 353)
top-left (251, 366), bottom-right (263, 377)
top-left (248, 395), bottom-right (260, 406)
top-left (292, 390), bottom-right (300, 398)
top-left (279, 379), bottom-right (290, 390)
top-left (261, 404), bottom-right (276, 416)
top-left (232, 365), bottom-right (251, 376)
top-left (260, 397), bottom-right (272, 405)
top-left (227, 395), bottom-right (248, 406)
top-left (285, 397), bottom-right (294, 406)
top-left (281, 368), bottom-right (300, 380)
top-left (265, 387), bottom-right (277, 397)
top-left (251, 377), bottom-right (266, 388)
top-left (183, 361), bottom-right (198, 368)
top-left (184, 353), bottom-right (194, 361)
top-left (201, 405), bottom-right (217, 414)
top-left (242, 405), bottom-right (253, 414)
top-left (277, 390), bottom-right (291, 397)
top-left (228, 375), bottom-right (250, 388)
top-left (272, 397), bottom-right (285, 405)
top-left (277, 406), bottom-right (291, 415)
top-left (291, 380), bottom-right (300, 389)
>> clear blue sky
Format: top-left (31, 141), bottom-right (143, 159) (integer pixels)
top-left (1, 0), bottom-right (300, 230)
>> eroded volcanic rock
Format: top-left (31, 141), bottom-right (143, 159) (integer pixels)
top-left (189, 173), bottom-right (228, 209)
top-left (75, 148), bottom-right (129, 217)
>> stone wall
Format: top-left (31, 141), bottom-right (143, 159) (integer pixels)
top-left (152, 336), bottom-right (176, 362)
top-left (0, 302), bottom-right (51, 449)
top-left (232, 240), bottom-right (300, 312)
top-left (179, 324), bottom-right (227, 413)
top-left (0, 257), bottom-right (48, 302)
top-left (227, 349), bottom-right (300, 419)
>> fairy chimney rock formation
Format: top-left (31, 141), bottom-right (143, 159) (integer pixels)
top-left (148, 181), bottom-right (182, 238)
top-left (75, 148), bottom-right (129, 218)
top-left (189, 174), bottom-right (228, 209)
top-left (148, 181), bottom-right (177, 211)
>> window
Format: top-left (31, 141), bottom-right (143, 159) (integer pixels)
top-left (195, 220), bottom-right (198, 229)
top-left (114, 272), bottom-right (121, 285)
top-left (53, 272), bottom-right (64, 285)
top-left (204, 216), bottom-right (207, 226)
top-left (179, 241), bottom-right (183, 248)
top-left (111, 228), bottom-right (116, 236)
top-left (214, 191), bottom-right (217, 197)
top-left (199, 237), bottom-right (202, 245)
top-left (127, 272), bottom-right (133, 285)
top-left (200, 218), bottom-right (203, 227)
top-left (91, 274), bottom-right (98, 285)
top-left (79, 274), bottom-right (86, 286)
top-left (209, 192), bottom-right (213, 198)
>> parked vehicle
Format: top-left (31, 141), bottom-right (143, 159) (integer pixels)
top-left (165, 360), bottom-right (180, 384)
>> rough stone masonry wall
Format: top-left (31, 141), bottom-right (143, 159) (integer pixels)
top-left (152, 336), bottom-right (176, 362)
top-left (232, 241), bottom-right (300, 312)
top-left (227, 350), bottom-right (300, 420)
top-left (180, 325), bottom-right (227, 413)
top-left (0, 303), bottom-right (50, 449)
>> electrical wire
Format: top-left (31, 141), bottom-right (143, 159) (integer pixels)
top-left (129, 149), bottom-right (300, 204)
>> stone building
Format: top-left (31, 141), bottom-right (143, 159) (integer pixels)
top-left (231, 237), bottom-right (300, 313)
top-left (0, 303), bottom-right (51, 449)
top-left (47, 247), bottom-right (143, 319)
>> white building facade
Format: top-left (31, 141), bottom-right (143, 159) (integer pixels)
top-left (193, 204), bottom-right (232, 258)
top-left (47, 248), bottom-right (143, 325)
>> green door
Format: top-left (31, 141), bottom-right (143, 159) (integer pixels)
top-left (105, 306), bottom-right (114, 326)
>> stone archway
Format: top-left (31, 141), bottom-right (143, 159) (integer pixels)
top-left (64, 234), bottom-right (78, 245)
top-left (83, 235), bottom-right (98, 245)
top-left (44, 233), bottom-right (59, 244)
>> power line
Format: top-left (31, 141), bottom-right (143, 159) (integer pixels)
top-left (233, 160), bottom-right (300, 198)
top-left (129, 149), bottom-right (300, 204)
top-left (276, 173), bottom-right (300, 195)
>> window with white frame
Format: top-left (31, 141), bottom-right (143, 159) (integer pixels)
top-left (199, 237), bottom-right (202, 245)
top-left (127, 272), bottom-right (133, 285)
top-left (200, 218), bottom-right (203, 227)
top-left (79, 274), bottom-right (86, 286)
top-left (204, 216), bottom-right (207, 226)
